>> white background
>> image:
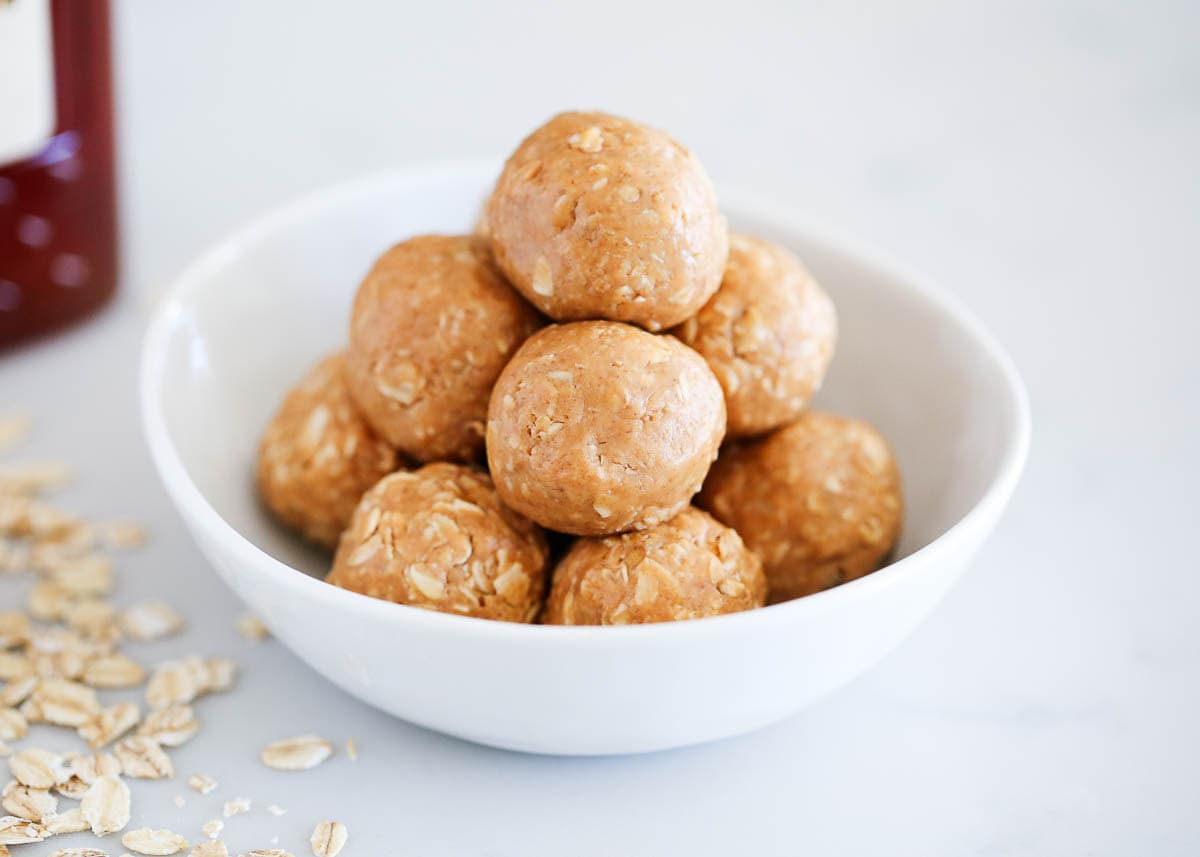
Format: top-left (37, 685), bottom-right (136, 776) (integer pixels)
top-left (3, 0), bottom-right (1199, 854)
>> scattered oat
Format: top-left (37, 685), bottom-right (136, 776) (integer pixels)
top-left (80, 774), bottom-right (130, 836)
top-left (83, 654), bottom-right (147, 689)
top-left (309, 821), bottom-right (348, 857)
top-left (187, 774), bottom-right (217, 795)
top-left (0, 677), bottom-right (35, 709)
top-left (203, 658), bottom-right (236, 693)
top-left (79, 702), bottom-right (141, 749)
top-left (190, 842), bottom-right (227, 857)
top-left (17, 499), bottom-right (81, 541)
top-left (1, 781), bottom-right (58, 822)
top-left (200, 819), bottom-right (222, 839)
top-left (44, 806), bottom-right (90, 834)
top-left (235, 615), bottom-right (269, 642)
top-left (0, 653), bottom-right (32, 682)
top-left (0, 423), bottom-right (308, 857)
top-left (50, 555), bottom-right (113, 597)
top-left (31, 648), bottom-right (89, 682)
top-left (138, 704), bottom-right (198, 747)
top-left (95, 521), bottom-right (146, 550)
top-left (344, 738), bottom-right (357, 761)
top-left (26, 581), bottom-right (71, 621)
top-left (64, 599), bottom-right (120, 641)
top-left (0, 613), bottom-right (29, 649)
top-left (0, 461), bottom-right (72, 495)
top-left (246, 851), bottom-right (293, 857)
top-left (32, 678), bottom-right (102, 727)
top-left (259, 735), bottom-right (332, 771)
top-left (17, 697), bottom-right (42, 724)
top-left (114, 736), bottom-right (172, 779)
top-left (119, 602), bottom-right (184, 643)
top-left (66, 752), bottom-right (122, 786)
top-left (54, 777), bottom-right (88, 800)
top-left (0, 814), bottom-right (45, 844)
top-left (145, 659), bottom-right (202, 708)
top-left (221, 798), bottom-right (250, 818)
top-left (8, 748), bottom-right (67, 788)
top-left (121, 827), bottom-right (189, 855)
top-left (0, 709), bottom-right (26, 742)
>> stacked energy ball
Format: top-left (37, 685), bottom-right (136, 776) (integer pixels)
top-left (256, 111), bottom-right (903, 626)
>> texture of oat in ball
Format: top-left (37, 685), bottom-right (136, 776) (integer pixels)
top-left (673, 234), bottom-right (837, 437)
top-left (698, 411), bottom-right (902, 603)
top-left (486, 321), bottom-right (726, 536)
top-left (345, 234), bottom-right (543, 463)
top-left (256, 352), bottom-right (399, 548)
top-left (542, 507), bottom-right (765, 625)
top-left (327, 464), bottom-right (549, 622)
top-left (485, 111), bottom-right (729, 332)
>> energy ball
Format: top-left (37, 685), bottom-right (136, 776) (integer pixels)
top-left (542, 508), bottom-right (765, 625)
top-left (673, 234), bottom-right (837, 437)
top-left (487, 321), bottom-right (726, 536)
top-left (698, 411), bottom-right (902, 603)
top-left (485, 111), bottom-right (728, 332)
top-left (257, 352), bottom-right (399, 548)
top-left (345, 234), bottom-right (543, 463)
top-left (327, 464), bottom-right (548, 623)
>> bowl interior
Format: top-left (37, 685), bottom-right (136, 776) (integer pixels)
top-left (151, 164), bottom-right (1020, 589)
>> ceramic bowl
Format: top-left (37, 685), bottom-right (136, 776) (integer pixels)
top-left (140, 161), bottom-right (1029, 755)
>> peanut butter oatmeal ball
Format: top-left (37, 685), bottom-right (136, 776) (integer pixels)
top-left (485, 111), bottom-right (728, 332)
top-left (487, 321), bottom-right (726, 536)
top-left (672, 234), bottom-right (837, 437)
top-left (699, 412), bottom-right (903, 603)
top-left (542, 508), bottom-right (765, 625)
top-left (327, 464), bottom-right (549, 622)
top-left (257, 352), bottom-right (400, 548)
top-left (345, 234), bottom-right (543, 463)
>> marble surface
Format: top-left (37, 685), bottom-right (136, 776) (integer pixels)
top-left (2, 0), bottom-right (1198, 853)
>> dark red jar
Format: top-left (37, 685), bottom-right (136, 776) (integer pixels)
top-left (0, 0), bottom-right (117, 347)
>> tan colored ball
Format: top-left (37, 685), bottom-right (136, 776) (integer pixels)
top-left (486, 321), bottom-right (726, 536)
top-left (542, 508), bottom-right (765, 625)
top-left (699, 411), bottom-right (903, 603)
top-left (673, 234), bottom-right (837, 437)
top-left (485, 111), bottom-right (728, 331)
top-left (345, 234), bottom-right (543, 463)
top-left (256, 352), bottom-right (399, 548)
top-left (327, 464), bottom-right (548, 623)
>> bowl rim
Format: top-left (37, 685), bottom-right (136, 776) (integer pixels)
top-left (139, 158), bottom-right (1031, 646)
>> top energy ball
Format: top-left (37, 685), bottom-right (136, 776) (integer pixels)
top-left (484, 111), bottom-right (729, 332)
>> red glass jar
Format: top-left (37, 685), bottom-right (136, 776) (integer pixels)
top-left (0, 0), bottom-right (117, 347)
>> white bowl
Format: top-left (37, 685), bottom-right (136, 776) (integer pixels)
top-left (140, 160), bottom-right (1029, 756)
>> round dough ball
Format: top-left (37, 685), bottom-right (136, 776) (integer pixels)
top-left (542, 508), bottom-right (765, 625)
top-left (257, 352), bottom-right (399, 548)
top-left (673, 234), bottom-right (837, 437)
top-left (485, 111), bottom-right (728, 332)
top-left (327, 463), bottom-right (548, 622)
top-left (698, 412), bottom-right (902, 603)
top-left (487, 321), bottom-right (726, 536)
top-left (345, 234), bottom-right (543, 463)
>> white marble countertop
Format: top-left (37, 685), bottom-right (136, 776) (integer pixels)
top-left (3, 0), bottom-right (1198, 854)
